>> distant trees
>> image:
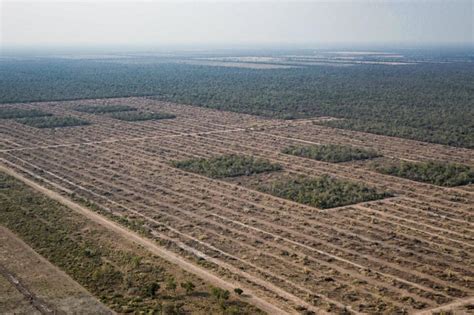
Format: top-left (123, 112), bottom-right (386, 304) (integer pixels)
top-left (172, 154), bottom-right (282, 178)
top-left (108, 111), bottom-right (176, 121)
top-left (373, 160), bottom-right (474, 187)
top-left (74, 104), bottom-right (137, 113)
top-left (1, 58), bottom-right (472, 147)
top-left (0, 108), bottom-right (52, 119)
top-left (16, 116), bottom-right (90, 128)
top-left (283, 144), bottom-right (381, 163)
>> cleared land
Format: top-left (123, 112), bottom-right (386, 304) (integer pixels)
top-left (0, 171), bottom-right (263, 314)
top-left (0, 226), bottom-right (111, 314)
top-left (0, 97), bottom-right (473, 314)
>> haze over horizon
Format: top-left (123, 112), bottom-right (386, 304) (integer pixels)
top-left (1, 0), bottom-right (473, 52)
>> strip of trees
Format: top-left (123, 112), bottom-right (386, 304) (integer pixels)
top-left (373, 160), bottom-right (474, 187)
top-left (173, 154), bottom-right (282, 178)
top-left (283, 144), bottom-right (381, 163)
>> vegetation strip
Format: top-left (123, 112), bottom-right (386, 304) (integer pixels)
top-left (0, 108), bottom-right (52, 119)
top-left (16, 116), bottom-right (90, 128)
top-left (257, 175), bottom-right (392, 209)
top-left (73, 104), bottom-right (137, 113)
top-left (172, 154), bottom-right (282, 178)
top-left (372, 160), bottom-right (474, 187)
top-left (282, 144), bottom-right (381, 163)
top-left (108, 111), bottom-right (176, 121)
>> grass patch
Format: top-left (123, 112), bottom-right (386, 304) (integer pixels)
top-left (372, 160), bottom-right (474, 187)
top-left (173, 154), bottom-right (282, 178)
top-left (283, 144), bottom-right (381, 163)
top-left (74, 104), bottom-right (137, 113)
top-left (108, 111), bottom-right (176, 121)
top-left (258, 175), bottom-right (391, 209)
top-left (16, 116), bottom-right (90, 128)
top-left (0, 108), bottom-right (52, 119)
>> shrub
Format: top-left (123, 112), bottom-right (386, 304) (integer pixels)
top-left (74, 104), bottom-right (137, 113)
top-left (283, 144), bottom-right (381, 163)
top-left (258, 175), bottom-right (391, 209)
top-left (0, 108), bottom-right (52, 119)
top-left (172, 154), bottom-right (282, 178)
top-left (373, 160), bottom-right (474, 187)
top-left (16, 116), bottom-right (90, 128)
top-left (180, 281), bottom-right (195, 294)
top-left (234, 288), bottom-right (243, 296)
top-left (146, 282), bottom-right (160, 298)
top-left (108, 111), bottom-right (176, 121)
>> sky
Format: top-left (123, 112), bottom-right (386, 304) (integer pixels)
top-left (1, 0), bottom-right (472, 50)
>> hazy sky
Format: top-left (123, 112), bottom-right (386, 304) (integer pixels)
top-left (1, 0), bottom-right (472, 49)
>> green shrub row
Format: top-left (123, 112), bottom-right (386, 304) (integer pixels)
top-left (283, 144), bottom-right (381, 163)
top-left (173, 154), bottom-right (282, 178)
top-left (16, 116), bottom-right (90, 128)
top-left (257, 175), bottom-right (391, 209)
top-left (373, 160), bottom-right (474, 187)
top-left (0, 108), bottom-right (52, 119)
top-left (74, 104), bottom-right (137, 113)
top-left (108, 111), bottom-right (176, 121)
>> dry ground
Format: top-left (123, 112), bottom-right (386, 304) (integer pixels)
top-left (0, 97), bottom-right (473, 314)
top-left (0, 226), bottom-right (112, 315)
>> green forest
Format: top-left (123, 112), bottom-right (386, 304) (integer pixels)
top-left (283, 144), bottom-right (381, 163)
top-left (1, 57), bottom-right (473, 147)
top-left (173, 155), bottom-right (282, 178)
top-left (257, 175), bottom-right (391, 209)
top-left (372, 160), bottom-right (474, 187)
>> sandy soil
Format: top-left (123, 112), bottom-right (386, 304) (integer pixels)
top-left (0, 226), bottom-right (112, 315)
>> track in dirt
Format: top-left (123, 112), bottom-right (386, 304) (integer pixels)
top-left (1, 97), bottom-right (473, 314)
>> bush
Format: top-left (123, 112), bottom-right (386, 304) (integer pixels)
top-left (180, 281), bottom-right (195, 294)
top-left (16, 116), bottom-right (90, 128)
top-left (172, 154), bottom-right (282, 178)
top-left (108, 111), bottom-right (176, 121)
top-left (74, 104), bottom-right (137, 113)
top-left (258, 175), bottom-right (391, 209)
top-left (0, 108), bottom-right (52, 119)
top-left (234, 288), bottom-right (243, 295)
top-left (373, 160), bottom-right (474, 187)
top-left (283, 144), bottom-right (381, 163)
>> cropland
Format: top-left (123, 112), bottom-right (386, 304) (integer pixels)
top-left (1, 96), bottom-right (473, 314)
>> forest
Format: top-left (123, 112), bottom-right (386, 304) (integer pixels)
top-left (283, 144), bottom-right (381, 163)
top-left (173, 155), bottom-right (282, 178)
top-left (257, 175), bottom-right (391, 209)
top-left (0, 55), bottom-right (473, 147)
top-left (372, 160), bottom-right (474, 187)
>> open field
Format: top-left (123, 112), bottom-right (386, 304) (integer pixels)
top-left (1, 96), bottom-right (473, 314)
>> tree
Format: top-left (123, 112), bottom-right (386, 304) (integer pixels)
top-left (233, 288), bottom-right (243, 296)
top-left (147, 282), bottom-right (160, 298)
